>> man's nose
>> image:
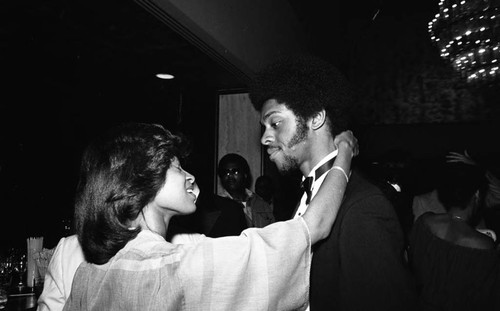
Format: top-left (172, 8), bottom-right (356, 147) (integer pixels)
top-left (261, 129), bottom-right (273, 145)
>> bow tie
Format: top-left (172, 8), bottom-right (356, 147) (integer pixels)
top-left (300, 157), bottom-right (336, 204)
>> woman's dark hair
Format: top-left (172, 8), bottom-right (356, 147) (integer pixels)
top-left (74, 123), bottom-right (189, 264)
top-left (436, 162), bottom-right (487, 211)
top-left (249, 53), bottom-right (353, 136)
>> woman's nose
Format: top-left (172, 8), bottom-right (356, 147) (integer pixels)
top-left (185, 171), bottom-right (195, 183)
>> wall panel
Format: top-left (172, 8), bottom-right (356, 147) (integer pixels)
top-left (217, 92), bottom-right (262, 193)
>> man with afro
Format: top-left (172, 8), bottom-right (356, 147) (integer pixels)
top-left (250, 54), bottom-right (417, 311)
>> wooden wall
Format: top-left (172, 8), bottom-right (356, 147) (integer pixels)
top-left (216, 92), bottom-right (262, 193)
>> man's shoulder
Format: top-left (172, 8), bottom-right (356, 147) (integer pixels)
top-left (214, 194), bottom-right (236, 203)
top-left (346, 169), bottom-right (387, 198)
top-left (211, 194), bottom-right (242, 208)
top-left (248, 192), bottom-right (272, 211)
top-left (339, 169), bottom-right (398, 219)
top-left (414, 189), bottom-right (437, 201)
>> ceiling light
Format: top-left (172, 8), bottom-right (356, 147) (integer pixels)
top-left (156, 73), bottom-right (175, 80)
top-left (428, 0), bottom-right (500, 85)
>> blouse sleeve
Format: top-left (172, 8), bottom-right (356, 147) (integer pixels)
top-left (177, 218), bottom-right (312, 311)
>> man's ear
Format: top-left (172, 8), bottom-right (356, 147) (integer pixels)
top-left (311, 109), bottom-right (327, 130)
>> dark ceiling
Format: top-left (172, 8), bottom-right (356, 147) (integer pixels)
top-left (1, 0), bottom-right (399, 147)
top-left (2, 0), bottom-right (424, 94)
top-left (1, 0), bottom-right (246, 93)
top-left (1, 0), bottom-right (440, 103)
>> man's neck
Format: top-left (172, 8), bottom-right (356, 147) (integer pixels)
top-left (299, 137), bottom-right (336, 177)
top-left (227, 189), bottom-right (249, 202)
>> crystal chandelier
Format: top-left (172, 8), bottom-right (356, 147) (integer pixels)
top-left (428, 0), bottom-right (500, 84)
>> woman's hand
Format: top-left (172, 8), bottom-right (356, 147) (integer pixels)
top-left (446, 150), bottom-right (477, 166)
top-left (304, 129), bottom-right (359, 243)
top-left (334, 130), bottom-right (359, 158)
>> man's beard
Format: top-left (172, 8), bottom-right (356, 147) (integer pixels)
top-left (276, 118), bottom-right (308, 175)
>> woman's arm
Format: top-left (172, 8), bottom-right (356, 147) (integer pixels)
top-left (303, 130), bottom-right (358, 243)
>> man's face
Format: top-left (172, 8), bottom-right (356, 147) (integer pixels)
top-left (260, 99), bottom-right (309, 174)
top-left (219, 161), bottom-right (246, 192)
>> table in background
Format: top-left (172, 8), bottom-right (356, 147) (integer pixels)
top-left (2, 286), bottom-right (40, 311)
top-left (4, 293), bottom-right (37, 311)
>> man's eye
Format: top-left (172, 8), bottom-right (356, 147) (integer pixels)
top-left (225, 169), bottom-right (240, 176)
top-left (271, 121), bottom-right (281, 128)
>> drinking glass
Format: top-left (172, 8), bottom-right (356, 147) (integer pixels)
top-left (13, 253), bottom-right (27, 289)
top-left (0, 256), bottom-right (10, 309)
top-left (0, 288), bottom-right (7, 309)
top-left (0, 259), bottom-right (13, 288)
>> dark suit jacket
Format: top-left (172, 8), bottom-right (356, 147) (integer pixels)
top-left (309, 169), bottom-right (417, 311)
top-left (196, 193), bottom-right (248, 238)
top-left (166, 193), bottom-right (248, 240)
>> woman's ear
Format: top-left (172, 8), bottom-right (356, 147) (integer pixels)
top-left (311, 109), bottom-right (327, 130)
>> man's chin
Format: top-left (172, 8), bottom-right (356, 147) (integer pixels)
top-left (275, 155), bottom-right (301, 175)
top-left (270, 157), bottom-right (283, 168)
top-left (275, 162), bottom-right (296, 176)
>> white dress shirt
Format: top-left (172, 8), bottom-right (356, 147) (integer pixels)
top-left (294, 149), bottom-right (339, 219)
top-left (293, 149), bottom-right (338, 311)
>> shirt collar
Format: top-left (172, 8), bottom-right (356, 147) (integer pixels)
top-left (303, 149), bottom-right (339, 180)
top-left (218, 187), bottom-right (253, 201)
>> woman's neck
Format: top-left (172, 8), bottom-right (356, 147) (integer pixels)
top-left (137, 205), bottom-right (171, 237)
top-left (447, 208), bottom-right (471, 223)
top-left (450, 214), bottom-right (467, 222)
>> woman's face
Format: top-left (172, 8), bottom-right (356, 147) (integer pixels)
top-left (153, 157), bottom-right (200, 215)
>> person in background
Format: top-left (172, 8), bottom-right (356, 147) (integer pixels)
top-left (363, 149), bottom-right (416, 251)
top-left (191, 190), bottom-right (249, 238)
top-left (255, 175), bottom-right (275, 211)
top-left (409, 161), bottom-right (500, 310)
top-left (62, 122), bottom-right (358, 311)
top-left (217, 153), bottom-right (275, 228)
top-left (249, 53), bottom-right (417, 310)
top-left (412, 150), bottom-right (500, 241)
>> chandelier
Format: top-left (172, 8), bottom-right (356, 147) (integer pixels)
top-left (428, 0), bottom-right (500, 84)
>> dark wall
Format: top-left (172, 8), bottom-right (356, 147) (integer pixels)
top-left (358, 123), bottom-right (500, 162)
top-left (0, 80), bottom-right (220, 252)
top-left (356, 122), bottom-right (500, 195)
